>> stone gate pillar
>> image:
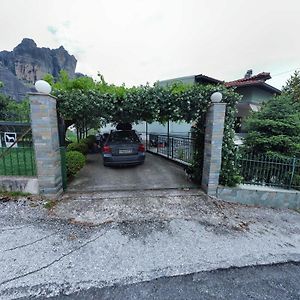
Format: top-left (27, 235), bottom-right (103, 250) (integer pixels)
top-left (201, 100), bottom-right (227, 196)
top-left (29, 93), bottom-right (63, 197)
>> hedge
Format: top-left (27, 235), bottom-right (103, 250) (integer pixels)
top-left (66, 151), bottom-right (86, 176)
top-left (67, 142), bottom-right (89, 155)
top-left (81, 135), bottom-right (96, 149)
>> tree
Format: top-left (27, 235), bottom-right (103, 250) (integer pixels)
top-left (243, 94), bottom-right (300, 157)
top-left (282, 70), bottom-right (300, 102)
top-left (0, 93), bottom-right (10, 120)
top-left (0, 82), bottom-right (30, 121)
top-left (44, 71), bottom-right (104, 138)
top-left (243, 71), bottom-right (300, 158)
top-left (0, 95), bottom-right (30, 121)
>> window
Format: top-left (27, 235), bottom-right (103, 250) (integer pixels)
top-left (109, 131), bottom-right (140, 143)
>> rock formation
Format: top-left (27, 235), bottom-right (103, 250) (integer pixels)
top-left (0, 38), bottom-right (77, 101)
top-left (0, 63), bottom-right (31, 101)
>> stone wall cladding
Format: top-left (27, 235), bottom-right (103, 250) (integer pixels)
top-left (217, 186), bottom-right (300, 209)
top-left (29, 93), bottom-right (63, 197)
top-left (202, 102), bottom-right (226, 196)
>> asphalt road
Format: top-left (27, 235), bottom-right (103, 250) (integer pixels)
top-left (1, 192), bottom-right (300, 299)
top-left (67, 152), bottom-right (197, 192)
top-left (43, 262), bottom-right (300, 300)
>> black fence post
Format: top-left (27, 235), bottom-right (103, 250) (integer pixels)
top-left (57, 114), bottom-right (65, 147)
top-left (145, 122), bottom-right (148, 150)
top-left (167, 121), bottom-right (170, 158)
top-left (171, 137), bottom-right (174, 158)
top-left (289, 157), bottom-right (297, 189)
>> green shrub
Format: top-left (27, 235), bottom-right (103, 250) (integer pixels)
top-left (84, 135), bottom-right (97, 148)
top-left (80, 138), bottom-right (89, 147)
top-left (87, 135), bottom-right (96, 143)
top-left (67, 142), bottom-right (89, 155)
top-left (292, 174), bottom-right (300, 190)
top-left (66, 151), bottom-right (86, 176)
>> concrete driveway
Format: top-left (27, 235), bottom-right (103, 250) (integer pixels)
top-left (67, 152), bottom-right (197, 192)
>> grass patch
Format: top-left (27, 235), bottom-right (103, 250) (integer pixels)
top-left (66, 129), bottom-right (77, 143)
top-left (44, 200), bottom-right (57, 210)
top-left (0, 147), bottom-right (36, 176)
top-left (0, 190), bottom-right (31, 197)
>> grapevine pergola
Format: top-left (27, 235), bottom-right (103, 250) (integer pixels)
top-left (49, 73), bottom-right (241, 185)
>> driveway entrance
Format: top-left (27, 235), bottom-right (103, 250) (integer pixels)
top-left (67, 152), bottom-right (197, 192)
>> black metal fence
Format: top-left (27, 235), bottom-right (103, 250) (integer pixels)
top-left (0, 121), bottom-right (36, 176)
top-left (238, 152), bottom-right (300, 189)
top-left (146, 133), bottom-right (194, 165)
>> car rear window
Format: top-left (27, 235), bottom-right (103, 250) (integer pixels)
top-left (108, 131), bottom-right (140, 143)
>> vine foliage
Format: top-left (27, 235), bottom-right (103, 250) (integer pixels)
top-left (46, 71), bottom-right (241, 186)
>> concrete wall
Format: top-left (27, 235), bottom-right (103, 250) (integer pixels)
top-left (237, 86), bottom-right (274, 105)
top-left (158, 76), bottom-right (196, 87)
top-left (0, 176), bottom-right (39, 194)
top-left (236, 86), bottom-right (276, 133)
top-left (217, 185), bottom-right (300, 209)
top-left (249, 87), bottom-right (275, 104)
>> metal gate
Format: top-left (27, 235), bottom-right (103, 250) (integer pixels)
top-left (147, 133), bottom-right (195, 165)
top-left (0, 120), bottom-right (36, 176)
top-left (57, 114), bottom-right (67, 190)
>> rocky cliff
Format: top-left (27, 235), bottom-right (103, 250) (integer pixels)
top-left (0, 38), bottom-right (77, 101)
top-left (0, 63), bottom-right (31, 101)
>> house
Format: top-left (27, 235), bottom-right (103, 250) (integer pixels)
top-left (158, 74), bottom-right (223, 86)
top-left (144, 74), bottom-right (224, 137)
top-left (225, 70), bottom-right (281, 133)
top-left (104, 71), bottom-right (281, 140)
top-left (156, 70), bottom-right (281, 136)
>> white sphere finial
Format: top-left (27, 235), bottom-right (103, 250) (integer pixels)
top-left (35, 80), bottom-right (52, 94)
top-left (210, 92), bottom-right (222, 103)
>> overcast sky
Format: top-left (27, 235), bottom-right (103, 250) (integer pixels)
top-left (1, 0), bottom-right (300, 88)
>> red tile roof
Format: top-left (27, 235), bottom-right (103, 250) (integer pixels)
top-left (225, 72), bottom-right (281, 94)
top-left (225, 72), bottom-right (271, 88)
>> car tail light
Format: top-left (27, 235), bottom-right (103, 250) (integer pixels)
top-left (138, 144), bottom-right (145, 152)
top-left (103, 145), bottom-right (111, 153)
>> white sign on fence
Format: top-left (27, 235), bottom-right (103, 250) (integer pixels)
top-left (4, 132), bottom-right (17, 148)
